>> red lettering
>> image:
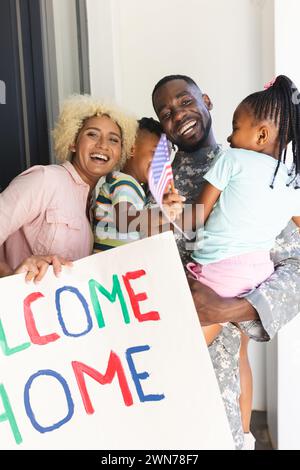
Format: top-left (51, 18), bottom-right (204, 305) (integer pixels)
top-left (23, 292), bottom-right (60, 345)
top-left (123, 270), bottom-right (160, 322)
top-left (72, 351), bottom-right (133, 413)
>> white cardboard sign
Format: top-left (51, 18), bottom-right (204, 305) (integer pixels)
top-left (0, 232), bottom-right (234, 449)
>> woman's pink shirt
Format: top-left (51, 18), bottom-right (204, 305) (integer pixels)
top-left (0, 162), bottom-right (94, 269)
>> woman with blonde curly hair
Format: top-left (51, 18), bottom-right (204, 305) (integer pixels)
top-left (0, 95), bottom-right (137, 280)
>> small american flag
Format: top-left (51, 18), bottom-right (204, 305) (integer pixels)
top-left (148, 133), bottom-right (174, 205)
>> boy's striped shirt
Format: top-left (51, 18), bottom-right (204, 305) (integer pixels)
top-left (93, 171), bottom-right (146, 252)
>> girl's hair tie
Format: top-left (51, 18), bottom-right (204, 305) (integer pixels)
top-left (264, 77), bottom-right (276, 90)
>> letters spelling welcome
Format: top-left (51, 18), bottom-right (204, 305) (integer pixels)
top-left (0, 269), bottom-right (165, 445)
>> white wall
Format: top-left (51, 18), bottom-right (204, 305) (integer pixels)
top-left (87, 0), bottom-right (118, 101)
top-left (277, 316), bottom-right (300, 449)
top-left (274, 0), bottom-right (300, 83)
top-left (87, 0), bottom-right (272, 145)
top-left (249, 341), bottom-right (267, 411)
top-left (119, 0), bottom-right (265, 145)
top-left (86, 0), bottom-right (278, 410)
top-left (40, 0), bottom-right (82, 161)
top-left (265, 0), bottom-right (300, 449)
top-left (266, 338), bottom-right (278, 448)
top-left (52, 0), bottom-right (81, 106)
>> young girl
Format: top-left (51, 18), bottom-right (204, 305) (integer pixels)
top-left (169, 75), bottom-right (300, 448)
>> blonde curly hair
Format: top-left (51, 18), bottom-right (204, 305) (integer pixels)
top-left (52, 95), bottom-right (138, 169)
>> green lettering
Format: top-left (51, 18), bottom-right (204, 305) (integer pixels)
top-left (89, 275), bottom-right (130, 328)
top-left (0, 384), bottom-right (22, 444)
top-left (0, 319), bottom-right (31, 356)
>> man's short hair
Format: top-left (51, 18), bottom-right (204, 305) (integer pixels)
top-left (152, 74), bottom-right (200, 108)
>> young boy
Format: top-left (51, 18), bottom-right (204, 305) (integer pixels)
top-left (93, 117), bottom-right (180, 251)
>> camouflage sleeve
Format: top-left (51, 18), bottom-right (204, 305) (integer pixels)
top-left (240, 221), bottom-right (300, 341)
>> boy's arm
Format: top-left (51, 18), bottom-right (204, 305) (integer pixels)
top-left (110, 175), bottom-right (183, 236)
top-left (114, 202), bottom-right (160, 235)
top-left (114, 197), bottom-right (182, 236)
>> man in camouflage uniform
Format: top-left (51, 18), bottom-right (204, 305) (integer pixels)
top-left (151, 75), bottom-right (300, 449)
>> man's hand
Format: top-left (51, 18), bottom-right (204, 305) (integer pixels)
top-left (14, 255), bottom-right (73, 283)
top-left (188, 277), bottom-right (258, 325)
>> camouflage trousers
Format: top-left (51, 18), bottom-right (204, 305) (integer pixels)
top-left (208, 323), bottom-right (244, 450)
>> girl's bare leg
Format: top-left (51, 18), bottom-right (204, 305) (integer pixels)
top-left (239, 333), bottom-right (253, 432)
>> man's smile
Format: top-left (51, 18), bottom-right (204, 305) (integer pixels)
top-left (178, 119), bottom-right (197, 136)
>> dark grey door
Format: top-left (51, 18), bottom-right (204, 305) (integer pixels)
top-left (0, 0), bottom-right (50, 191)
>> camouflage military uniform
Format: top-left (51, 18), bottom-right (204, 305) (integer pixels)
top-left (166, 146), bottom-right (300, 449)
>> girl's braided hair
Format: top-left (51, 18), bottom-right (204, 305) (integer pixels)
top-left (241, 75), bottom-right (300, 188)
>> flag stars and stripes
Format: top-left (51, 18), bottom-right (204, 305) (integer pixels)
top-left (148, 134), bottom-right (174, 205)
